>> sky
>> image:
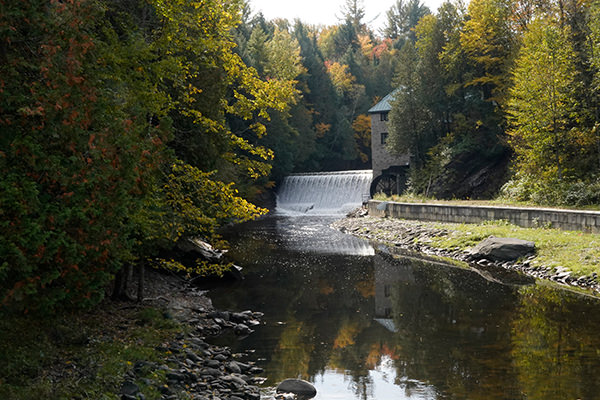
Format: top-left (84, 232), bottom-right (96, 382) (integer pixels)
top-left (247, 0), bottom-right (447, 33)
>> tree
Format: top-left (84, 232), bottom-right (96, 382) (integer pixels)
top-left (0, 0), bottom-right (297, 312)
top-left (507, 17), bottom-right (580, 181)
top-left (247, 26), bottom-right (270, 76)
top-left (339, 0), bottom-right (366, 33)
top-left (0, 0), bottom-right (168, 311)
top-left (352, 114), bottom-right (372, 164)
top-left (383, 0), bottom-right (431, 44)
top-left (265, 28), bottom-right (305, 81)
top-left (460, 0), bottom-right (516, 104)
top-left (387, 42), bottom-right (432, 167)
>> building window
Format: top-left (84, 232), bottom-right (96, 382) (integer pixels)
top-left (380, 112), bottom-right (389, 121)
top-left (381, 132), bottom-right (388, 145)
top-left (384, 285), bottom-right (391, 298)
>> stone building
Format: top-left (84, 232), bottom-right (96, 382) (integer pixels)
top-left (368, 91), bottom-right (410, 196)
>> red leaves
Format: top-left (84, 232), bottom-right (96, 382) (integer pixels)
top-left (34, 245), bottom-right (46, 259)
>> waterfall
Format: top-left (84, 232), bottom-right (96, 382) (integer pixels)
top-left (276, 170), bottom-right (373, 215)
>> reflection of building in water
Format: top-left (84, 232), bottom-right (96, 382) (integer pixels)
top-left (373, 254), bottom-right (415, 332)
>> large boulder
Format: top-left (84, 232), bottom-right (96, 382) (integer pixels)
top-left (469, 236), bottom-right (535, 261)
top-left (276, 379), bottom-right (317, 399)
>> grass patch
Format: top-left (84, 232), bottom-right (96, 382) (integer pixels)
top-left (422, 220), bottom-right (600, 277)
top-left (0, 303), bottom-right (182, 400)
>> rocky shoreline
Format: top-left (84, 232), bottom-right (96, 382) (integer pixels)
top-left (116, 269), bottom-right (269, 400)
top-left (120, 318), bottom-right (266, 400)
top-left (119, 269), bottom-right (316, 400)
top-left (332, 209), bottom-right (600, 295)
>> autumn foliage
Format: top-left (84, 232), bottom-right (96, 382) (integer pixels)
top-left (0, 0), bottom-right (291, 312)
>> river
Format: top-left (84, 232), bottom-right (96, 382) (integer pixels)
top-left (209, 214), bottom-right (600, 400)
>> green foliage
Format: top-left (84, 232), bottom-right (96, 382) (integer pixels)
top-left (0, 0), bottom-right (168, 312)
top-left (590, 1), bottom-right (600, 92)
top-left (0, 0), bottom-right (293, 313)
top-left (507, 17), bottom-right (580, 182)
top-left (387, 41), bottom-right (433, 167)
top-left (135, 160), bottom-right (267, 250)
top-left (387, 3), bottom-right (509, 199)
top-left (500, 174), bottom-right (600, 207)
top-left (383, 0), bottom-right (431, 43)
top-left (265, 28), bottom-right (305, 81)
top-left (460, 0), bottom-right (516, 103)
top-left (154, 259), bottom-right (234, 278)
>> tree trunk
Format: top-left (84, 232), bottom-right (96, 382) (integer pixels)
top-left (111, 268), bottom-right (128, 301)
top-left (137, 262), bottom-right (145, 303)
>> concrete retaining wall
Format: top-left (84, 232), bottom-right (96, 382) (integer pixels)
top-left (368, 200), bottom-right (600, 233)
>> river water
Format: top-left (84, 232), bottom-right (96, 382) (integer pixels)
top-left (210, 214), bottom-right (600, 400)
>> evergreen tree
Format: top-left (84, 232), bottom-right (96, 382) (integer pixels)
top-left (383, 0), bottom-right (431, 45)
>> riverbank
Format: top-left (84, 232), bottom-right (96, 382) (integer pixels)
top-left (0, 269), bottom-right (267, 400)
top-left (332, 207), bottom-right (600, 295)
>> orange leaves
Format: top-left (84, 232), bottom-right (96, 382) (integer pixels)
top-left (18, 106), bottom-right (45, 117)
top-left (315, 122), bottom-right (331, 138)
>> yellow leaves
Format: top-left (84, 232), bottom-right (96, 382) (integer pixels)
top-left (137, 160), bottom-right (267, 249)
top-left (332, 321), bottom-right (360, 349)
top-left (325, 61), bottom-right (356, 95)
top-left (357, 34), bottom-right (374, 59)
top-left (353, 114), bottom-right (371, 163)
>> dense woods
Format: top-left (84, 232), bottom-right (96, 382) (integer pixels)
top-left (387, 0), bottom-right (600, 203)
top-left (0, 0), bottom-right (290, 312)
top-left (2, 0), bottom-right (600, 311)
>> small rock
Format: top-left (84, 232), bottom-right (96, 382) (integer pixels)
top-left (234, 323), bottom-right (252, 336)
top-left (121, 380), bottom-right (140, 397)
top-left (166, 371), bottom-right (186, 382)
top-left (276, 379), bottom-right (317, 399)
top-left (206, 359), bottom-right (221, 368)
top-left (159, 385), bottom-right (174, 395)
top-left (227, 361), bottom-right (242, 374)
top-left (185, 350), bottom-right (201, 362)
top-left (249, 366), bottom-right (264, 374)
top-left (201, 367), bottom-right (223, 377)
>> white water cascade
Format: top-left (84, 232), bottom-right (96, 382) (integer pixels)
top-left (276, 170), bottom-right (373, 215)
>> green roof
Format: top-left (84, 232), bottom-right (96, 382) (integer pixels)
top-left (368, 89), bottom-right (399, 113)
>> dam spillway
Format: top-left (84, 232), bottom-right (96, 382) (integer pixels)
top-left (276, 170), bottom-right (373, 215)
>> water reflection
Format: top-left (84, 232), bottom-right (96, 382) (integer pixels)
top-left (512, 285), bottom-right (600, 399)
top-left (274, 216), bottom-right (374, 256)
top-left (212, 216), bottom-right (600, 400)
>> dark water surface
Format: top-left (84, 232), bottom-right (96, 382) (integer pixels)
top-left (210, 215), bottom-right (600, 400)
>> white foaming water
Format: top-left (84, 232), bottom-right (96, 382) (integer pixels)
top-left (276, 170), bottom-right (373, 215)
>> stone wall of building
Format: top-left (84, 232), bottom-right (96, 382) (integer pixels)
top-left (370, 113), bottom-right (410, 178)
top-left (368, 200), bottom-right (600, 233)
